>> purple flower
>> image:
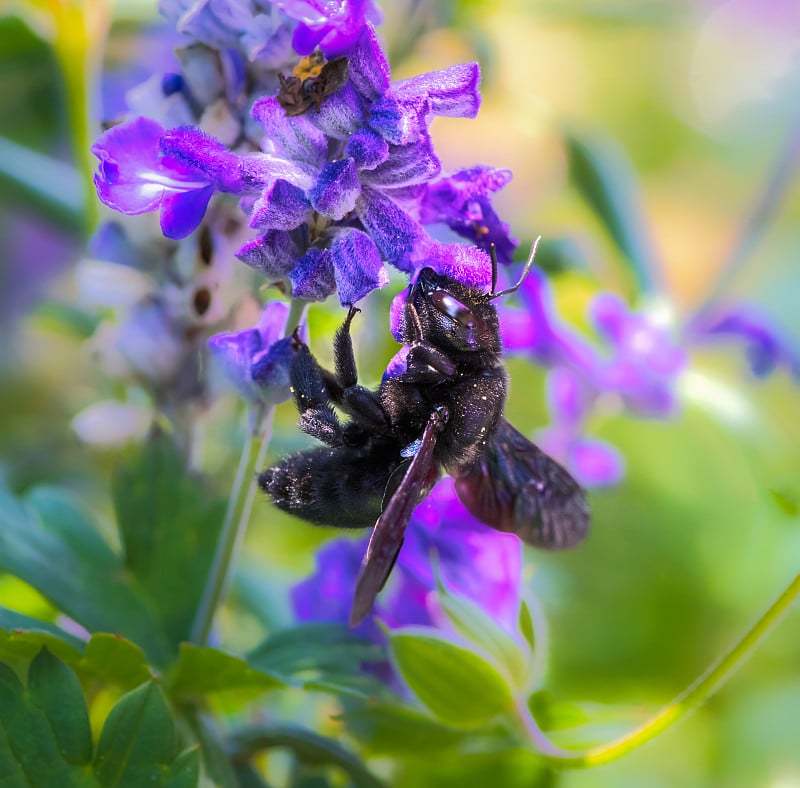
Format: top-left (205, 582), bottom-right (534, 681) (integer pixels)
top-left (207, 300), bottom-right (304, 404)
top-left (291, 478), bottom-right (523, 637)
top-left (501, 269), bottom-right (686, 486)
top-left (92, 117), bottom-right (245, 239)
top-left (418, 166), bottom-right (517, 264)
top-left (700, 309), bottom-right (800, 380)
top-left (273, 0), bottom-right (384, 57)
top-left (159, 0), bottom-right (297, 65)
top-left (589, 293), bottom-right (686, 417)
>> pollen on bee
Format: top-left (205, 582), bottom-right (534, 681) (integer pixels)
top-left (481, 395), bottom-right (487, 400)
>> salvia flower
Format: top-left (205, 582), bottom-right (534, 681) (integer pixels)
top-left (698, 308), bottom-right (800, 380)
top-left (94, 23), bottom-right (509, 305)
top-left (92, 117), bottom-right (245, 239)
top-left (207, 300), bottom-right (305, 405)
top-left (273, 0), bottom-right (383, 57)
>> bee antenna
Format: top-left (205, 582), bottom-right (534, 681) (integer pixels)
top-left (487, 236), bottom-right (541, 301)
top-left (489, 243), bottom-right (499, 296)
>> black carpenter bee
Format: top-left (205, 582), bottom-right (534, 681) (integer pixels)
top-left (260, 243), bottom-right (589, 625)
top-left (276, 55), bottom-right (350, 117)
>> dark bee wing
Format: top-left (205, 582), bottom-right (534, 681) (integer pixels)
top-left (350, 412), bottom-right (443, 626)
top-left (454, 418), bottom-right (589, 549)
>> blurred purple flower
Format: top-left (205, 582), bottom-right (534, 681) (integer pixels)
top-left (291, 478), bottom-right (523, 638)
top-left (273, 0), bottom-right (383, 57)
top-left (700, 309), bottom-right (800, 380)
top-left (501, 270), bottom-right (687, 486)
top-left (159, 0), bottom-right (297, 64)
top-left (207, 300), bottom-right (304, 404)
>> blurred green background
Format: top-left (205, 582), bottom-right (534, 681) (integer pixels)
top-left (1, 0), bottom-right (799, 786)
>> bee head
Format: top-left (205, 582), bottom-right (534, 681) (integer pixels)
top-left (407, 268), bottom-right (501, 354)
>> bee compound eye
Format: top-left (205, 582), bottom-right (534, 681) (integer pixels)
top-left (429, 290), bottom-right (475, 327)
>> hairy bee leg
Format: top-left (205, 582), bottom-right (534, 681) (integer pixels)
top-left (333, 305), bottom-right (361, 388)
top-left (332, 305), bottom-right (390, 428)
top-left (290, 346), bottom-right (347, 447)
top-left (398, 342), bottom-right (458, 383)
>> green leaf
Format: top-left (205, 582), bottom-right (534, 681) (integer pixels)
top-left (0, 608), bottom-right (85, 650)
top-left (387, 629), bottom-right (514, 729)
top-left (437, 588), bottom-right (530, 690)
top-left (566, 130), bottom-right (658, 292)
top-left (79, 634), bottom-right (153, 691)
top-left (167, 644), bottom-right (284, 700)
top-left (518, 600), bottom-right (536, 653)
top-left (0, 624), bottom-right (153, 693)
top-left (93, 681), bottom-right (176, 787)
top-left (768, 489), bottom-right (800, 518)
top-left (0, 658), bottom-right (87, 787)
top-left (27, 648), bottom-right (93, 766)
top-left (343, 704), bottom-right (466, 756)
top-left (112, 430), bottom-right (226, 652)
top-left (248, 624), bottom-right (384, 678)
top-left (165, 747), bottom-right (201, 788)
top-left (229, 725), bottom-right (383, 788)
top-left (0, 486), bottom-right (170, 665)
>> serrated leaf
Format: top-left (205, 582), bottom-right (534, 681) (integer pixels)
top-left (343, 703), bottom-right (465, 756)
top-left (437, 588), bottom-right (530, 689)
top-left (168, 644), bottom-right (284, 700)
top-left (27, 648), bottom-right (93, 766)
top-left (0, 486), bottom-right (170, 665)
top-left (93, 680), bottom-right (176, 786)
top-left (112, 431), bottom-right (226, 652)
top-left (387, 629), bottom-right (514, 729)
top-left (566, 130), bottom-right (658, 292)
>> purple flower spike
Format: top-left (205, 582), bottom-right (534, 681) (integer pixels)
top-left (309, 158), bottom-right (361, 219)
top-left (93, 117), bottom-right (244, 239)
top-left (369, 62), bottom-right (481, 146)
top-left (251, 179), bottom-right (310, 230)
top-left (207, 300), bottom-right (297, 404)
top-left (330, 228), bottom-right (389, 305)
top-left (289, 247), bottom-right (337, 301)
top-left (236, 230), bottom-right (299, 279)
top-left (355, 186), bottom-right (426, 270)
top-left (274, 0), bottom-right (384, 58)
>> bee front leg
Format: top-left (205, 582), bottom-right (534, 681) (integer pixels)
top-left (289, 346), bottom-right (347, 447)
top-left (399, 342), bottom-right (458, 383)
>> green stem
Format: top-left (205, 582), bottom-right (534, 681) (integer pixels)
top-left (518, 571), bottom-right (800, 768)
top-left (191, 405), bottom-right (275, 645)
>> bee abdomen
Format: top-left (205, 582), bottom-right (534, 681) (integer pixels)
top-left (259, 446), bottom-right (396, 529)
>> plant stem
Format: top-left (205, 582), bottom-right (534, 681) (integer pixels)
top-left (191, 405), bottom-right (276, 645)
top-left (518, 571), bottom-right (800, 768)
